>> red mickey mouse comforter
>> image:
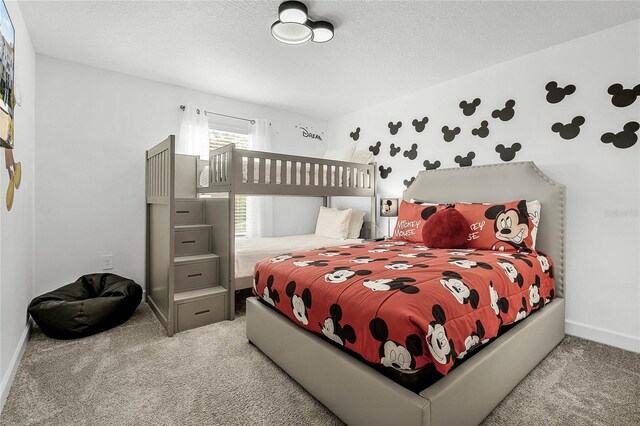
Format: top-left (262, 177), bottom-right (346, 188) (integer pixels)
top-left (252, 241), bottom-right (555, 377)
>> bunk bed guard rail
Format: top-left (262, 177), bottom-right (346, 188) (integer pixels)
top-left (198, 144), bottom-right (376, 197)
top-left (146, 136), bottom-right (174, 204)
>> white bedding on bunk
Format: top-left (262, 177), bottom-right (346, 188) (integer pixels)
top-left (235, 234), bottom-right (363, 278)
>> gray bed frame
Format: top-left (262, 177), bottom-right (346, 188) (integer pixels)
top-left (246, 161), bottom-right (566, 426)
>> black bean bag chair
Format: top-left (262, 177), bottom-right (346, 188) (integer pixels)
top-left (28, 273), bottom-right (142, 339)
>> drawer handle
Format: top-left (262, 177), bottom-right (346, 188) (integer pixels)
top-left (187, 273), bottom-right (203, 278)
top-left (177, 210), bottom-right (190, 214)
top-left (181, 240), bottom-right (196, 244)
top-left (194, 310), bottom-right (210, 316)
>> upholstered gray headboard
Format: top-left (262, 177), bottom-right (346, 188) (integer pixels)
top-left (403, 162), bottom-right (566, 298)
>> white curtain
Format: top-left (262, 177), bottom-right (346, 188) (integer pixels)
top-left (246, 119), bottom-right (273, 238)
top-left (177, 104), bottom-right (209, 160)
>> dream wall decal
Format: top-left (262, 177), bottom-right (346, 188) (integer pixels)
top-left (491, 100), bottom-right (515, 121)
top-left (608, 84), bottom-right (640, 108)
top-left (601, 121), bottom-right (639, 149)
top-left (295, 124), bottom-right (324, 141)
top-left (545, 81), bottom-right (576, 104)
top-left (551, 116), bottom-right (585, 140)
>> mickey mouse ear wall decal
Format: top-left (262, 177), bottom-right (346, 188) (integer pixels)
top-left (271, 1), bottom-right (334, 45)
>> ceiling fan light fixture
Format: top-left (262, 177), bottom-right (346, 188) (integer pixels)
top-left (271, 20), bottom-right (313, 45)
top-left (278, 1), bottom-right (308, 24)
top-left (310, 20), bottom-right (334, 43)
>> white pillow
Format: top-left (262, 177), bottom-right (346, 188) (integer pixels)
top-left (527, 200), bottom-right (541, 249)
top-left (350, 150), bottom-right (374, 164)
top-left (315, 206), bottom-right (352, 239)
top-left (324, 143), bottom-right (356, 162)
top-left (347, 210), bottom-right (366, 238)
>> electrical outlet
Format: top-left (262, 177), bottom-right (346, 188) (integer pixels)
top-left (101, 254), bottom-right (114, 270)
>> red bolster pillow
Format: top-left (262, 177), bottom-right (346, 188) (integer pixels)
top-left (422, 207), bottom-right (470, 249)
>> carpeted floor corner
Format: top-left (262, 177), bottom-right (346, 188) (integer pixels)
top-left (1, 301), bottom-right (638, 426)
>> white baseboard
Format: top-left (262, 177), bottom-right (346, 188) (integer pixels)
top-left (566, 319), bottom-right (640, 353)
top-left (0, 320), bottom-right (31, 414)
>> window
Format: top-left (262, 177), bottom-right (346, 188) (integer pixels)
top-left (209, 128), bottom-right (249, 237)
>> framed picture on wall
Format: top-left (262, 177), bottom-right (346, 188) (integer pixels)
top-left (380, 198), bottom-right (398, 217)
top-left (0, 0), bottom-right (14, 149)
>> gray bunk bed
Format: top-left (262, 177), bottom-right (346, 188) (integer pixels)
top-left (145, 135), bottom-right (376, 335)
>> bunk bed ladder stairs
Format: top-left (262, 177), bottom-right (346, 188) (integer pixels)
top-left (173, 199), bottom-right (227, 332)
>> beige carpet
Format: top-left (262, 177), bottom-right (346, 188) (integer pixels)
top-left (1, 302), bottom-right (638, 426)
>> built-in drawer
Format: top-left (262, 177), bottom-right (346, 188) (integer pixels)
top-left (175, 255), bottom-right (219, 292)
top-left (175, 200), bottom-right (204, 225)
top-left (176, 295), bottom-right (226, 332)
top-left (175, 226), bottom-right (210, 256)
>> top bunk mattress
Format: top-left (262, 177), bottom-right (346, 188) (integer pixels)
top-left (235, 234), bottom-right (363, 278)
top-left (252, 240), bottom-right (555, 377)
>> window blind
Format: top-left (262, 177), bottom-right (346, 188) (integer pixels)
top-left (209, 128), bottom-right (249, 236)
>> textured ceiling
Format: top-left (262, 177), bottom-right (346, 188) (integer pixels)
top-left (19, 1), bottom-right (640, 119)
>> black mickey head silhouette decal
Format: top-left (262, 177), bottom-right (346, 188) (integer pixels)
top-left (495, 143), bottom-right (522, 162)
top-left (403, 177), bottom-right (415, 188)
top-left (442, 126), bottom-right (461, 142)
top-left (369, 141), bottom-right (382, 156)
top-left (454, 152), bottom-right (476, 167)
top-left (608, 84), bottom-right (640, 108)
top-left (388, 121), bottom-right (402, 135)
top-left (423, 160), bottom-right (441, 170)
top-left (491, 100), bottom-right (516, 121)
top-left (551, 116), bottom-right (585, 140)
top-left (412, 117), bottom-right (429, 133)
top-left (403, 144), bottom-right (418, 160)
top-left (471, 120), bottom-right (489, 138)
top-left (459, 98), bottom-right (481, 116)
top-left (601, 121), bottom-right (639, 149)
top-left (350, 127), bottom-right (361, 141)
top-left (389, 143), bottom-right (401, 156)
top-left (379, 165), bottom-right (392, 179)
top-left (545, 81), bottom-right (576, 104)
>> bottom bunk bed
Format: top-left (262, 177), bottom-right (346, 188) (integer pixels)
top-left (234, 233), bottom-right (366, 290)
top-left (246, 161), bottom-right (566, 425)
